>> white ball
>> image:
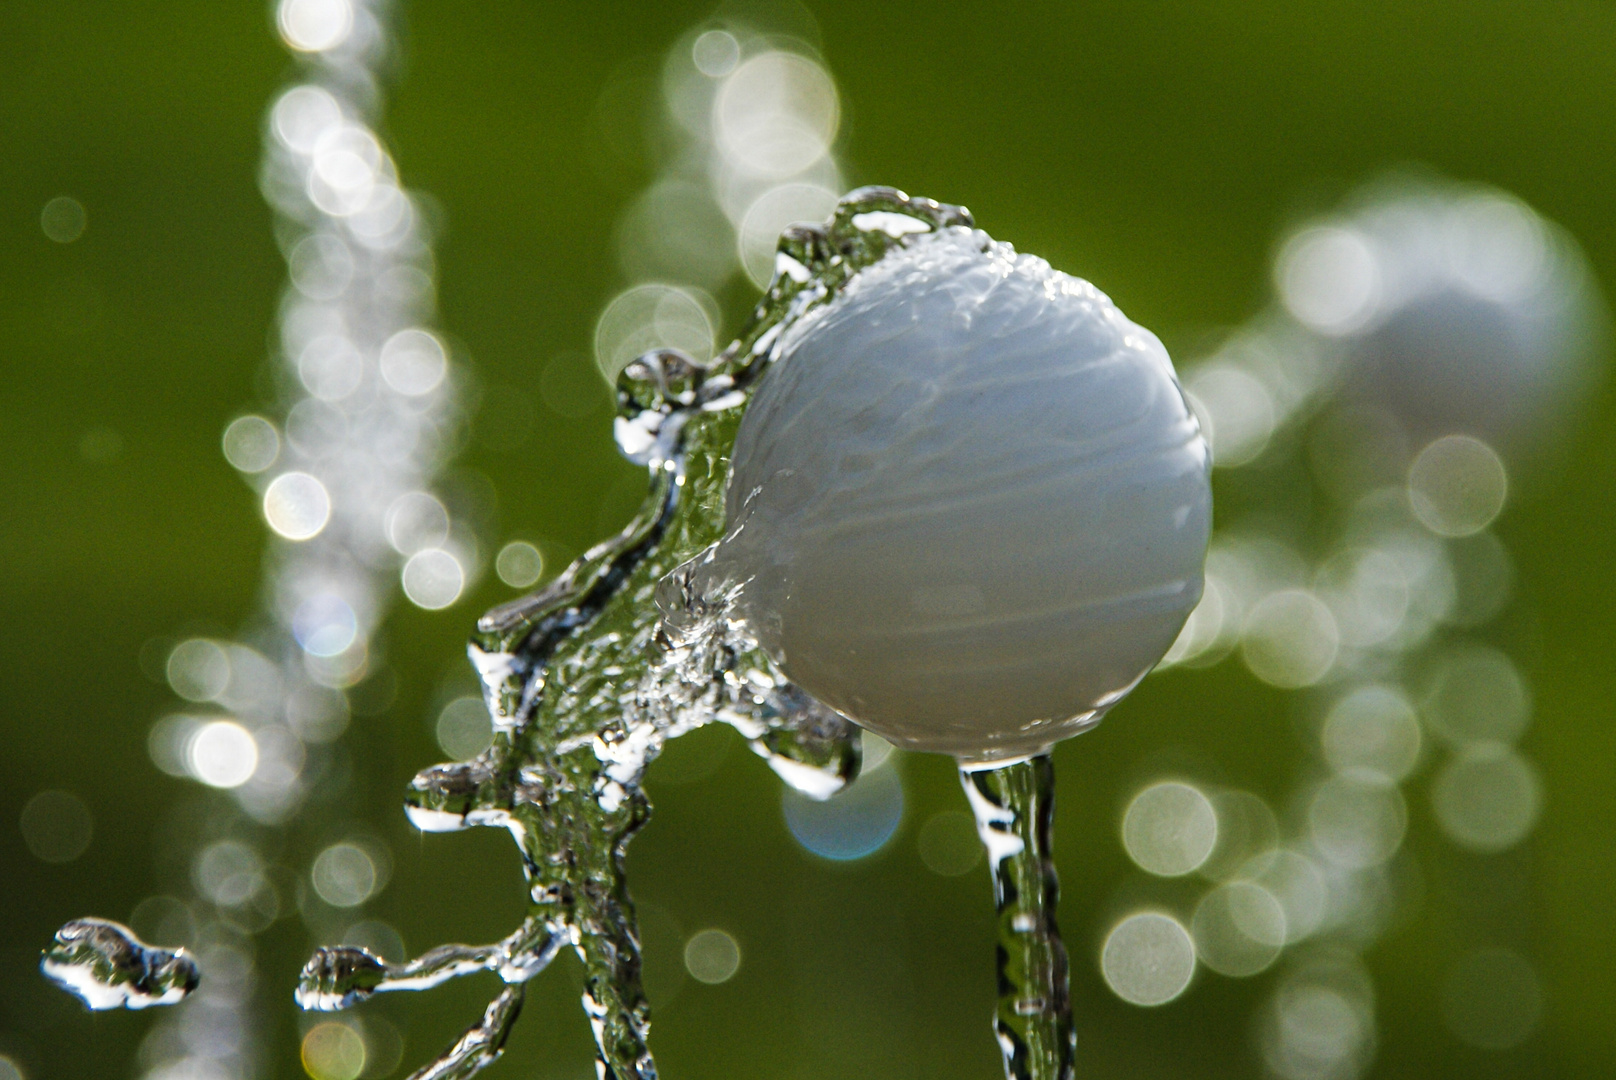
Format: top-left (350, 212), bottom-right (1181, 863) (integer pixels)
top-left (712, 228), bottom-right (1211, 762)
top-left (1277, 182), bottom-right (1604, 454)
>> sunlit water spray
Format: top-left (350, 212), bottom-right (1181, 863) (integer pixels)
top-left (40, 13), bottom-right (1215, 1079)
top-left (43, 0), bottom-right (462, 1075)
top-left (297, 187), bottom-right (1210, 1080)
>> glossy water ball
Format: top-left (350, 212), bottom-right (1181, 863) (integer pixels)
top-left (719, 229), bottom-right (1211, 762)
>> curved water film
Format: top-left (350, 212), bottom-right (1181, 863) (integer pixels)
top-left (40, 919), bottom-right (199, 1011)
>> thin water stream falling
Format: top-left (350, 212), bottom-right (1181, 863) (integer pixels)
top-left (963, 758), bottom-right (1073, 1080)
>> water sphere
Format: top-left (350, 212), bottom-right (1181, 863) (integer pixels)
top-left (712, 227), bottom-right (1211, 762)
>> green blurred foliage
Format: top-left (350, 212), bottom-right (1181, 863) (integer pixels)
top-left (1, 0), bottom-right (1613, 1077)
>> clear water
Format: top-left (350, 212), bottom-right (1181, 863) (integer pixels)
top-left (963, 756), bottom-right (1075, 1080)
top-left (40, 918), bottom-right (199, 1011)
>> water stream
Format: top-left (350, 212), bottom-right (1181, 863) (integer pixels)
top-left (962, 757), bottom-right (1074, 1080)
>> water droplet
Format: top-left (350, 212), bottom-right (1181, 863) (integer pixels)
top-left (782, 764), bottom-right (903, 861)
top-left (193, 840), bottom-right (265, 907)
top-left (167, 638), bottom-right (231, 702)
top-left (1101, 913), bottom-right (1196, 1006)
top-left (312, 843), bottom-right (380, 907)
top-left (40, 918), bottom-right (199, 1010)
top-left (302, 1020), bottom-right (366, 1080)
top-left (401, 548), bottom-right (465, 609)
top-left (273, 85), bottom-right (342, 151)
top-left (222, 415), bottom-right (280, 473)
top-left (41, 196), bottom-right (87, 243)
top-left (1122, 781), bottom-right (1218, 877)
top-left (683, 929), bottom-right (741, 984)
top-left (1422, 644), bottom-right (1530, 745)
top-left (691, 29), bottom-right (739, 77)
top-left (495, 540), bottom-right (544, 588)
top-left (289, 234), bottom-right (354, 299)
top-left (1198, 790), bottom-right (1280, 882)
top-left (278, 0), bottom-right (353, 53)
top-left (378, 329), bottom-right (448, 396)
top-left (1432, 742), bottom-right (1541, 852)
top-left (436, 696), bottom-right (494, 761)
top-left (293, 594), bottom-right (359, 657)
top-left (188, 721), bottom-right (259, 789)
top-left (715, 52), bottom-right (838, 180)
top-left (1242, 589), bottom-right (1339, 688)
top-left (1276, 226), bottom-right (1382, 335)
top-left (1243, 850), bottom-right (1328, 945)
top-left (263, 471), bottom-right (332, 540)
top-left (1321, 684), bottom-right (1422, 783)
top-left (1192, 882), bottom-right (1285, 977)
top-left (1307, 775), bottom-right (1407, 869)
top-left (1261, 979), bottom-right (1374, 1080)
top-left (1408, 435), bottom-right (1508, 537)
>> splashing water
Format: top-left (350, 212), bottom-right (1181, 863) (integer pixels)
top-left (296, 175), bottom-right (1210, 1080)
top-left (298, 188), bottom-right (971, 1079)
top-left (40, 918), bottom-right (199, 1011)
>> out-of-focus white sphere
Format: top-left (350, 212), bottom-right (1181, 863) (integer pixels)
top-left (1276, 180), bottom-right (1604, 455)
top-left (712, 228), bottom-right (1211, 763)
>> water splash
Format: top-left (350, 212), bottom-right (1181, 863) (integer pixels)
top-left (298, 188), bottom-right (975, 1080)
top-left (40, 918), bottom-right (199, 1011)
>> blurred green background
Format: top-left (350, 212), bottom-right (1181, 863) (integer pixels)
top-left (3, 1), bottom-right (1614, 1077)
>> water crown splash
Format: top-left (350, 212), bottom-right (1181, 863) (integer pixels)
top-left (297, 186), bottom-right (1209, 1080)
